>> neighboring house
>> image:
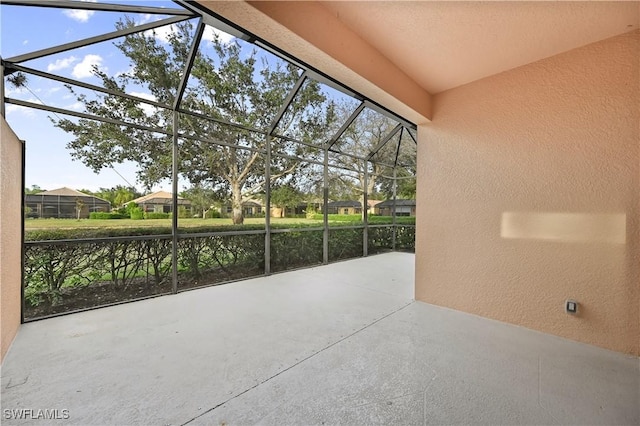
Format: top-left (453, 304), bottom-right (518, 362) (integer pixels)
top-left (376, 199), bottom-right (416, 217)
top-left (128, 191), bottom-right (191, 213)
top-left (25, 187), bottom-right (111, 219)
top-left (270, 201), bottom-right (324, 218)
top-left (326, 200), bottom-right (362, 215)
top-left (219, 200), bottom-right (263, 217)
top-left (367, 199), bottom-right (382, 214)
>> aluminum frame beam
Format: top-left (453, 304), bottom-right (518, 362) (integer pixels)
top-left (5, 98), bottom-right (173, 136)
top-left (326, 101), bottom-right (365, 151)
top-left (3, 63), bottom-right (170, 109)
top-left (174, 0), bottom-right (253, 42)
top-left (0, 60), bottom-right (5, 118)
top-left (2, 0), bottom-right (194, 16)
top-left (171, 111), bottom-right (179, 294)
top-left (394, 128), bottom-right (404, 167)
top-left (176, 107), bottom-right (266, 136)
top-left (179, 133), bottom-right (265, 155)
top-left (407, 128), bottom-right (418, 144)
top-left (6, 15), bottom-right (192, 64)
top-left (367, 123), bottom-right (402, 161)
top-left (268, 71), bottom-right (308, 134)
top-left (363, 100), bottom-right (415, 130)
top-left (173, 19), bottom-right (206, 111)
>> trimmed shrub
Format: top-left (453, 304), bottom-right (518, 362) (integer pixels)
top-left (205, 209), bottom-right (222, 219)
top-left (130, 207), bottom-right (144, 220)
top-left (144, 212), bottom-right (170, 220)
top-left (89, 212), bottom-right (128, 219)
top-left (178, 206), bottom-right (191, 219)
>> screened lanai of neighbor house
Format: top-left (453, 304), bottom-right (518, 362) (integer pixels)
top-left (0, 1), bottom-right (638, 425)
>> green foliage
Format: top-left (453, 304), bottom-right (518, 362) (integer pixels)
top-left (205, 209), bottom-right (222, 219)
top-left (93, 185), bottom-right (140, 208)
top-left (177, 206), bottom-right (191, 219)
top-left (368, 226), bottom-right (394, 254)
top-left (178, 233), bottom-right (264, 284)
top-left (270, 185), bottom-right (303, 217)
top-left (7, 71), bottom-right (28, 89)
top-left (130, 207), bottom-right (144, 220)
top-left (311, 214), bottom-right (361, 222)
top-left (23, 221), bottom-right (414, 318)
top-left (24, 185), bottom-right (43, 195)
top-left (181, 185), bottom-right (222, 218)
top-left (395, 225), bottom-right (416, 252)
top-left (271, 230), bottom-right (323, 272)
top-left (328, 228), bottom-right (363, 261)
top-left (89, 212), bottom-right (128, 219)
top-left (144, 212), bottom-right (170, 220)
top-left (305, 205), bottom-right (317, 219)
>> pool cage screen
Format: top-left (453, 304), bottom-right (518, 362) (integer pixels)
top-left (1, 0), bottom-right (417, 320)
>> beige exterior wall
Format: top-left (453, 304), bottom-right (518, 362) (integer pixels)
top-left (1, 118), bottom-right (23, 362)
top-left (416, 31), bottom-right (640, 355)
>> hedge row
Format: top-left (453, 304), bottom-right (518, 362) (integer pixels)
top-left (310, 214), bottom-right (416, 225)
top-left (24, 226), bottom-right (415, 318)
top-left (89, 212), bottom-right (129, 219)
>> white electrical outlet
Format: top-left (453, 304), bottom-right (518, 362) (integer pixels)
top-left (565, 299), bottom-right (578, 314)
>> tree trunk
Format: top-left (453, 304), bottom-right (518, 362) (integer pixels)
top-left (231, 181), bottom-right (244, 225)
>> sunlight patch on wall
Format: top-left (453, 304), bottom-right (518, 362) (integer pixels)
top-left (501, 212), bottom-right (626, 244)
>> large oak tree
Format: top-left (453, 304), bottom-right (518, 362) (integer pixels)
top-left (55, 20), bottom-right (335, 224)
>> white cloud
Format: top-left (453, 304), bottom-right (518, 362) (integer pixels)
top-left (63, 9), bottom-right (95, 23)
top-left (72, 54), bottom-right (105, 79)
top-left (47, 56), bottom-right (78, 72)
top-left (130, 92), bottom-right (156, 102)
top-left (136, 14), bottom-right (152, 26)
top-left (130, 92), bottom-right (157, 116)
top-left (5, 86), bottom-right (28, 96)
top-left (6, 98), bottom-right (43, 117)
top-left (115, 65), bottom-right (136, 79)
top-left (145, 24), bottom-right (234, 46)
top-left (66, 101), bottom-right (85, 111)
top-left (203, 26), bottom-right (234, 44)
top-left (145, 25), bottom-right (178, 44)
top-left (62, 0), bottom-right (97, 23)
top-left (47, 87), bottom-right (62, 96)
top-left (22, 40), bottom-right (28, 45)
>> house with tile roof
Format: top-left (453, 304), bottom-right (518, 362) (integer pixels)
top-left (25, 187), bottom-right (111, 219)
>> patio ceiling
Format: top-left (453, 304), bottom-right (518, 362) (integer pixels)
top-left (196, 1), bottom-right (640, 123)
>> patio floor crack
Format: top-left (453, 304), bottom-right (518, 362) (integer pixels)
top-left (179, 300), bottom-right (415, 425)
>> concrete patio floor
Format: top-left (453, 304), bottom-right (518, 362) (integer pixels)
top-left (1, 252), bottom-right (638, 425)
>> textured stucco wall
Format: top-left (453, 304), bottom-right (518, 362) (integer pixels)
top-left (1, 118), bottom-right (22, 363)
top-left (416, 30), bottom-right (639, 355)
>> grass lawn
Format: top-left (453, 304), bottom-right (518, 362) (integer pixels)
top-left (25, 217), bottom-right (323, 230)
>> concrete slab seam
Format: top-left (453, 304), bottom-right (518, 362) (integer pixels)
top-left (179, 301), bottom-right (416, 425)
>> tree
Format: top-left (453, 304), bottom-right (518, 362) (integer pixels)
top-left (324, 102), bottom-right (401, 216)
top-left (74, 197), bottom-right (84, 220)
top-left (93, 186), bottom-right (140, 208)
top-left (270, 184), bottom-right (303, 217)
top-left (181, 185), bottom-right (222, 219)
top-left (24, 185), bottom-right (43, 195)
top-left (54, 20), bottom-right (335, 225)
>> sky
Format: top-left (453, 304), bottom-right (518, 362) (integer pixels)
top-left (0, 0), bottom-right (238, 193)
